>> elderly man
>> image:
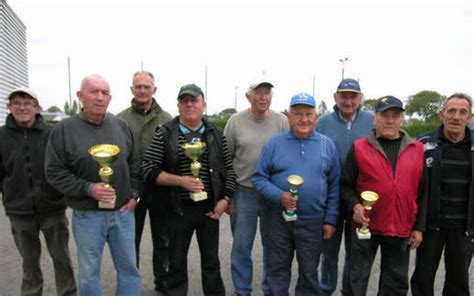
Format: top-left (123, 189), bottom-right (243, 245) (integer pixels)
top-left (224, 79), bottom-right (289, 296)
top-left (117, 71), bottom-right (172, 292)
top-left (140, 84), bottom-right (236, 296)
top-left (411, 93), bottom-right (473, 296)
top-left (0, 88), bottom-right (76, 296)
top-left (253, 93), bottom-right (340, 295)
top-left (341, 96), bottom-right (427, 296)
top-left (45, 75), bottom-right (141, 296)
top-left (316, 78), bottom-right (374, 295)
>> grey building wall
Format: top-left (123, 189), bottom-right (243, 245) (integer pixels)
top-left (0, 0), bottom-right (28, 125)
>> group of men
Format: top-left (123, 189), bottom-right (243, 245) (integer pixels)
top-left (0, 71), bottom-right (472, 296)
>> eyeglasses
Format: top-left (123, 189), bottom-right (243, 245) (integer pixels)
top-left (10, 100), bottom-right (37, 108)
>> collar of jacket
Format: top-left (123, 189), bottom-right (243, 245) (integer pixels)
top-left (131, 98), bottom-right (162, 115)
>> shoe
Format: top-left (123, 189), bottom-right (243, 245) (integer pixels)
top-left (155, 282), bottom-right (168, 294)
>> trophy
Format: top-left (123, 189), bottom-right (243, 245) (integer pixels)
top-left (181, 141), bottom-right (208, 202)
top-left (356, 190), bottom-right (379, 239)
top-left (282, 175), bottom-right (304, 222)
top-left (88, 144), bottom-right (120, 209)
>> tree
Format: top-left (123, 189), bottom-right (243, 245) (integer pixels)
top-left (47, 105), bottom-right (62, 113)
top-left (405, 91), bottom-right (445, 122)
top-left (64, 100), bottom-right (79, 116)
top-left (317, 101), bottom-right (328, 116)
top-left (363, 98), bottom-right (378, 112)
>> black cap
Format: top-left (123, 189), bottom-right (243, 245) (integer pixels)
top-left (177, 84), bottom-right (204, 100)
top-left (375, 96), bottom-right (404, 113)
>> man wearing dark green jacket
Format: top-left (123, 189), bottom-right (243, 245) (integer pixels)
top-left (0, 88), bottom-right (76, 296)
top-left (117, 71), bottom-right (172, 293)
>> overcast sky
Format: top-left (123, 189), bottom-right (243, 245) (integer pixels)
top-left (6, 0), bottom-right (473, 116)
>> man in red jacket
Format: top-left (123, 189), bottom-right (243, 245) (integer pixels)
top-left (340, 96), bottom-right (428, 296)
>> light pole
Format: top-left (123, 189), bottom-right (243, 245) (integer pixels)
top-left (339, 57), bottom-right (348, 80)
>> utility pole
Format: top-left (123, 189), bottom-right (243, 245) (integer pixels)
top-left (339, 57), bottom-right (348, 80)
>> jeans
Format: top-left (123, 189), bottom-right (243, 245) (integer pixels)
top-left (166, 200), bottom-right (225, 296)
top-left (349, 233), bottom-right (409, 296)
top-left (263, 201), bottom-right (324, 296)
top-left (411, 229), bottom-right (470, 296)
top-left (319, 213), bottom-right (352, 296)
top-left (72, 209), bottom-right (141, 296)
top-left (10, 212), bottom-right (76, 296)
top-left (230, 187), bottom-right (269, 295)
top-left (135, 190), bottom-right (169, 287)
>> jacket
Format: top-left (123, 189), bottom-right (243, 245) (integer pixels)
top-left (353, 132), bottom-right (424, 237)
top-left (152, 117), bottom-right (234, 214)
top-left (418, 126), bottom-right (474, 236)
top-left (0, 114), bottom-right (65, 216)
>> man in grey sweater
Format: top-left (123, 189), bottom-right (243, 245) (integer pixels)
top-left (224, 79), bottom-right (289, 296)
top-left (45, 75), bottom-right (141, 296)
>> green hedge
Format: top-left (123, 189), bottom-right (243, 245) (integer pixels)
top-left (403, 120), bottom-right (439, 138)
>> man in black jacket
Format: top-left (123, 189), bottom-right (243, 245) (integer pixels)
top-left (411, 93), bottom-right (473, 296)
top-left (0, 88), bottom-right (76, 296)
top-left (141, 84), bottom-right (236, 296)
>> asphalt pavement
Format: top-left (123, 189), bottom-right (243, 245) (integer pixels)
top-left (0, 205), bottom-right (473, 295)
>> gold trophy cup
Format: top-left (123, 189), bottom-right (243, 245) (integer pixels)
top-left (181, 141), bottom-right (208, 202)
top-left (282, 175), bottom-right (304, 222)
top-left (88, 144), bottom-right (120, 209)
top-left (356, 190), bottom-right (379, 239)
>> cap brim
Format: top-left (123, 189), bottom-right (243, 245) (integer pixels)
top-left (178, 90), bottom-right (202, 100)
top-left (336, 89), bottom-right (361, 94)
top-left (7, 89), bottom-right (38, 101)
top-left (377, 106), bottom-right (405, 113)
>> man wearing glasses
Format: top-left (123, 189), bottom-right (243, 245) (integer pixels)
top-left (0, 88), bottom-right (76, 295)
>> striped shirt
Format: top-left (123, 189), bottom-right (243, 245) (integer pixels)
top-left (140, 123), bottom-right (236, 201)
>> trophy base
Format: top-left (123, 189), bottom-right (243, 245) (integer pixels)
top-left (190, 191), bottom-right (208, 202)
top-left (99, 199), bottom-right (116, 209)
top-left (282, 211), bottom-right (297, 222)
top-left (356, 228), bottom-right (371, 239)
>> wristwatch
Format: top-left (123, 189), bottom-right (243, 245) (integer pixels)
top-left (223, 196), bottom-right (231, 203)
top-left (132, 193), bottom-right (141, 203)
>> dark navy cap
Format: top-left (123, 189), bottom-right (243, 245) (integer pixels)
top-left (375, 95), bottom-right (405, 113)
top-left (177, 84), bottom-right (204, 100)
top-left (290, 93), bottom-right (316, 107)
top-left (336, 78), bottom-right (361, 93)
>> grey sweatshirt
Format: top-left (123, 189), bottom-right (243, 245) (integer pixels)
top-left (45, 113), bottom-right (141, 210)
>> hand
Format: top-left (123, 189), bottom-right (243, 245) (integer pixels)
top-left (179, 176), bottom-right (205, 193)
top-left (409, 230), bottom-right (423, 249)
top-left (90, 183), bottom-right (116, 203)
top-left (280, 192), bottom-right (298, 211)
top-left (352, 203), bottom-right (369, 225)
top-left (323, 224), bottom-right (336, 240)
top-left (120, 198), bottom-right (138, 212)
top-left (225, 197), bottom-right (236, 216)
top-left (206, 199), bottom-right (228, 220)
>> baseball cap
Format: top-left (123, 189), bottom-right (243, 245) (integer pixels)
top-left (177, 84), bottom-right (204, 100)
top-left (248, 81), bottom-right (274, 92)
top-left (7, 87), bottom-right (38, 101)
top-left (375, 95), bottom-right (405, 113)
top-left (336, 78), bottom-right (361, 93)
top-left (289, 93), bottom-right (316, 108)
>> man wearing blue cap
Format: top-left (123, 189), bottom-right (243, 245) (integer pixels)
top-left (341, 96), bottom-right (427, 295)
top-left (316, 78), bottom-right (374, 296)
top-left (253, 93), bottom-right (340, 295)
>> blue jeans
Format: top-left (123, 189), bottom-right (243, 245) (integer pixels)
top-left (72, 209), bottom-right (141, 296)
top-left (263, 201), bottom-right (324, 296)
top-left (230, 187), bottom-right (269, 295)
top-left (319, 214), bottom-right (352, 295)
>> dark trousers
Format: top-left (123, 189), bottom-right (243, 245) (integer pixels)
top-left (263, 202), bottom-right (324, 296)
top-left (9, 212), bottom-right (77, 296)
top-left (165, 201), bottom-right (225, 296)
top-left (411, 229), bottom-right (470, 296)
top-left (350, 233), bottom-right (410, 296)
top-left (135, 190), bottom-right (169, 286)
top-left (319, 212), bottom-right (352, 296)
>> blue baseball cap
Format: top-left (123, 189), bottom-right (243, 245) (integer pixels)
top-left (336, 78), bottom-right (361, 93)
top-left (289, 93), bottom-right (316, 107)
top-left (375, 95), bottom-right (405, 113)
